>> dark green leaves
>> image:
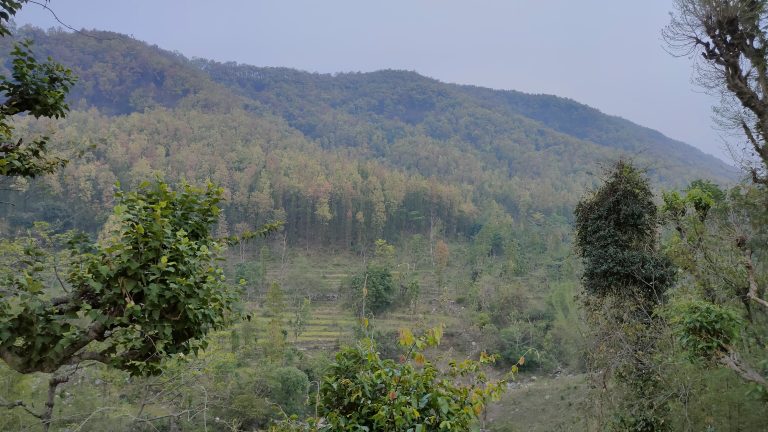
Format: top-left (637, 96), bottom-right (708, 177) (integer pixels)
top-left (0, 1), bottom-right (23, 38)
top-left (0, 39), bottom-right (76, 177)
top-left (669, 300), bottom-right (742, 361)
top-left (1, 40), bottom-right (76, 119)
top-left (0, 180), bottom-right (239, 376)
top-left (574, 161), bottom-right (675, 302)
top-left (0, 1), bottom-right (77, 179)
top-left (349, 265), bottom-right (396, 315)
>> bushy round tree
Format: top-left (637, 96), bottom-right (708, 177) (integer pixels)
top-left (349, 265), bottom-right (396, 315)
top-left (574, 160), bottom-right (675, 304)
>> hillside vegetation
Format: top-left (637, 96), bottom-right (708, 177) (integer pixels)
top-left (1, 27), bottom-right (734, 242)
top-left (1, 26), bottom-right (761, 432)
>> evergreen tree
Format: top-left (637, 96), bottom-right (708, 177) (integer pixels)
top-left (574, 161), bottom-right (676, 431)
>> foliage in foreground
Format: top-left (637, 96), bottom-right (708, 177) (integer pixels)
top-left (662, 181), bottom-right (768, 394)
top-left (0, 1), bottom-right (76, 179)
top-left (0, 179), bottom-right (283, 430)
top-left (272, 326), bottom-right (513, 432)
top-left (0, 180), bottom-right (237, 377)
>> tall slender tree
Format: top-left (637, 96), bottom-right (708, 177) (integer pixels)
top-left (574, 161), bottom-right (676, 431)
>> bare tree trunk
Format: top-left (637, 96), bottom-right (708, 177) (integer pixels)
top-left (279, 232), bottom-right (288, 284)
top-left (42, 373), bottom-right (70, 431)
top-left (743, 247), bottom-right (768, 310)
top-left (429, 211), bottom-right (435, 267)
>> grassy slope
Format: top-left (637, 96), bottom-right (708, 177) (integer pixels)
top-left (487, 374), bottom-right (591, 432)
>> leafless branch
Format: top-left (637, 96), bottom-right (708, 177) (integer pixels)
top-left (26, 1), bottom-right (118, 41)
top-left (742, 246), bottom-right (768, 309)
top-left (664, 0), bottom-right (768, 184)
top-left (0, 397), bottom-right (43, 419)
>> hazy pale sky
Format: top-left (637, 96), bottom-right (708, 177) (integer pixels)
top-left (16, 1), bottom-right (733, 161)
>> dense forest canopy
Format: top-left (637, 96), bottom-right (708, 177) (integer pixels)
top-left (0, 27), bottom-right (735, 248)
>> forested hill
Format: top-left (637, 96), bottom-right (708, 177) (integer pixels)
top-left (199, 63), bottom-right (733, 182)
top-left (1, 27), bottom-right (735, 245)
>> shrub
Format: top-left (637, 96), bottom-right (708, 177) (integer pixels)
top-left (347, 265), bottom-right (396, 315)
top-left (670, 300), bottom-right (742, 361)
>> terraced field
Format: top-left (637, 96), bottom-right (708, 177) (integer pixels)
top-left (250, 305), bottom-right (356, 351)
top-left (249, 304), bottom-right (465, 352)
top-left (238, 248), bottom-right (468, 353)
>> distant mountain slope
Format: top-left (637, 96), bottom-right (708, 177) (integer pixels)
top-left (454, 86), bottom-right (734, 181)
top-left (7, 28), bottom-right (733, 183)
top-left (200, 64), bottom-right (735, 183)
top-left (0, 28), bottom-right (737, 244)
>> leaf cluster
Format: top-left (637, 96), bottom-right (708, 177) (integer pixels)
top-left (669, 300), bottom-right (742, 361)
top-left (348, 265), bottom-right (396, 315)
top-left (279, 326), bottom-right (507, 432)
top-left (574, 161), bottom-right (676, 302)
top-left (0, 38), bottom-right (76, 177)
top-left (0, 180), bottom-right (238, 376)
top-left (0, 1), bottom-right (22, 38)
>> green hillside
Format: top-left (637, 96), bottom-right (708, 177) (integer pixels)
top-left (202, 63), bottom-right (734, 183)
top-left (1, 27), bottom-right (735, 242)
